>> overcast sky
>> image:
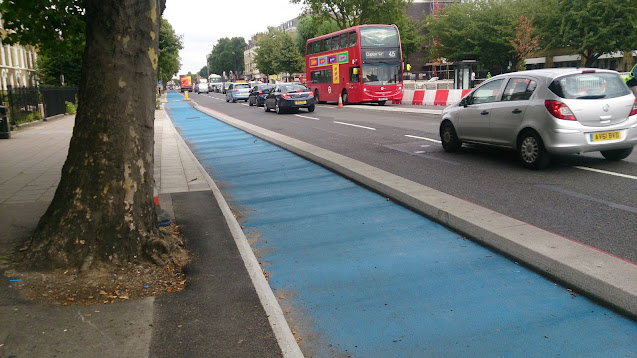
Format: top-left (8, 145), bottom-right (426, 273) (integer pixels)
top-left (163, 0), bottom-right (305, 75)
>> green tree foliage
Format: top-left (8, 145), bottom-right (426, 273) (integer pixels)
top-left (292, 0), bottom-right (410, 29)
top-left (0, 0), bottom-right (85, 57)
top-left (208, 37), bottom-right (247, 78)
top-left (296, 15), bottom-right (340, 55)
top-left (254, 28), bottom-right (304, 76)
top-left (0, 0), bottom-right (85, 86)
top-left (534, 0), bottom-right (637, 67)
top-left (0, 1), bottom-right (182, 86)
top-left (158, 18), bottom-right (183, 85)
top-left (424, 0), bottom-right (525, 71)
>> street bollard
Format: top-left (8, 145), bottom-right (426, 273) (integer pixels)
top-left (0, 106), bottom-right (10, 139)
top-left (184, 90), bottom-right (189, 100)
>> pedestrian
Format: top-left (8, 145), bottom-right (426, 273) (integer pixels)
top-left (486, 71), bottom-right (492, 79)
top-left (625, 62), bottom-right (637, 96)
top-left (471, 70), bottom-right (476, 87)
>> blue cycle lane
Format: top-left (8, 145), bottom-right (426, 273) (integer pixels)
top-left (165, 92), bottom-right (637, 357)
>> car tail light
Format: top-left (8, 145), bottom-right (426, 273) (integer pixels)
top-left (544, 100), bottom-right (576, 120)
top-left (281, 93), bottom-right (291, 98)
top-left (630, 98), bottom-right (637, 117)
top-left (308, 92), bottom-right (314, 98)
top-left (258, 91), bottom-right (263, 95)
top-left (233, 89), bottom-right (238, 92)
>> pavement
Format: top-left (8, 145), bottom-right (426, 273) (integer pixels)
top-left (0, 96), bottom-right (297, 358)
top-left (0, 93), bottom-right (635, 357)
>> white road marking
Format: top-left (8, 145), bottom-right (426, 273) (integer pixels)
top-left (333, 121), bottom-right (376, 130)
top-left (294, 114), bottom-right (320, 120)
top-left (404, 134), bottom-right (442, 144)
top-left (574, 166), bottom-right (637, 180)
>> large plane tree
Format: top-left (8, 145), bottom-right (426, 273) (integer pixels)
top-left (1, 0), bottom-right (183, 271)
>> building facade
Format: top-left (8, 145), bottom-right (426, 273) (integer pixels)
top-left (0, 12), bottom-right (38, 90)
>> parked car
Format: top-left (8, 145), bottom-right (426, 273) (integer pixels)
top-left (248, 84), bottom-right (274, 107)
top-left (196, 82), bottom-right (209, 94)
top-left (225, 83), bottom-right (251, 102)
top-left (264, 83), bottom-right (315, 114)
top-left (439, 68), bottom-right (637, 169)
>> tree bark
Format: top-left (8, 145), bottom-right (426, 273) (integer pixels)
top-left (24, 0), bottom-right (166, 270)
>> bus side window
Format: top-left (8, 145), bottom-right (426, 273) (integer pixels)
top-left (313, 41), bottom-right (320, 54)
top-left (348, 31), bottom-right (357, 47)
top-left (339, 33), bottom-right (348, 49)
top-left (350, 67), bottom-right (360, 83)
top-left (332, 36), bottom-right (339, 50)
top-left (324, 38), bottom-right (330, 52)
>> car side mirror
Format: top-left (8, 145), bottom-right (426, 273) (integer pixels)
top-left (460, 97), bottom-right (469, 107)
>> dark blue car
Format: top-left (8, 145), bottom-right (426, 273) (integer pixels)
top-left (248, 84), bottom-right (274, 107)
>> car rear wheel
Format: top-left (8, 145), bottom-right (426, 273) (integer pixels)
top-left (440, 121), bottom-right (462, 153)
top-left (308, 104), bottom-right (315, 112)
top-left (249, 98), bottom-right (254, 106)
top-left (600, 147), bottom-right (633, 161)
top-left (264, 102), bottom-right (270, 112)
top-left (518, 130), bottom-right (550, 170)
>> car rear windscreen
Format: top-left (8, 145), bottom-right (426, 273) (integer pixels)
top-left (549, 72), bottom-right (630, 99)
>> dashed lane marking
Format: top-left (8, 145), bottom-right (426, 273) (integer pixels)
top-left (404, 134), bottom-right (442, 144)
top-left (574, 166), bottom-right (637, 180)
top-left (333, 121), bottom-right (376, 130)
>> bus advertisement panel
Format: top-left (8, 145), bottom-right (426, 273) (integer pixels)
top-left (305, 24), bottom-right (404, 105)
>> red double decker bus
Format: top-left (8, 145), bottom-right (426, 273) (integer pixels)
top-left (305, 24), bottom-right (404, 106)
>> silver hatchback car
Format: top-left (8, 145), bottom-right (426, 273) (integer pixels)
top-left (439, 68), bottom-right (637, 169)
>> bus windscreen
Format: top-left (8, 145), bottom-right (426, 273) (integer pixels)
top-left (362, 62), bottom-right (401, 85)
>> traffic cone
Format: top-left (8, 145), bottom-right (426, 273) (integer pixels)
top-left (338, 94), bottom-right (343, 108)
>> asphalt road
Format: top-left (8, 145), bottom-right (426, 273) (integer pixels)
top-left (186, 91), bottom-right (637, 264)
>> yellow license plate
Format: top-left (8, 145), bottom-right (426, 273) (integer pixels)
top-left (590, 131), bottom-right (621, 142)
top-left (295, 100), bottom-right (306, 105)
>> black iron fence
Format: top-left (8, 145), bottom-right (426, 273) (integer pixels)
top-left (41, 87), bottom-right (78, 118)
top-left (0, 86), bottom-right (78, 126)
top-left (0, 86), bottom-right (40, 126)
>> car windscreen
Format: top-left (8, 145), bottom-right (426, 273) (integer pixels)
top-left (234, 84), bottom-right (250, 89)
top-left (548, 72), bottom-right (630, 99)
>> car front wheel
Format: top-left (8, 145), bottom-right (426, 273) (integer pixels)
top-left (518, 130), bottom-right (550, 170)
top-left (264, 102), bottom-right (270, 112)
top-left (600, 147), bottom-right (633, 161)
top-left (440, 121), bottom-right (462, 153)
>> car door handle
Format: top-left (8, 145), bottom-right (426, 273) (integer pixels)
top-left (481, 111), bottom-right (489, 115)
top-left (512, 109), bottom-right (522, 114)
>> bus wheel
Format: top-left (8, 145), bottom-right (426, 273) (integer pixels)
top-left (342, 90), bottom-right (349, 104)
top-left (315, 90), bottom-right (323, 104)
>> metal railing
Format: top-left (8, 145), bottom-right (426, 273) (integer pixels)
top-left (0, 86), bottom-right (79, 127)
top-left (0, 86), bottom-right (40, 125)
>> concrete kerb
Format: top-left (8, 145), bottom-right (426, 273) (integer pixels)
top-left (192, 103), bottom-right (637, 320)
top-left (161, 108), bottom-right (304, 358)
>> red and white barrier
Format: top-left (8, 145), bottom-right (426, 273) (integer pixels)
top-left (399, 89), bottom-right (471, 106)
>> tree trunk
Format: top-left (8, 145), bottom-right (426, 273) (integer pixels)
top-left (24, 0), bottom-right (165, 270)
